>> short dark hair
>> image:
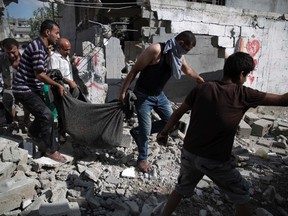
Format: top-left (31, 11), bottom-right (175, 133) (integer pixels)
top-left (39, 19), bottom-right (59, 35)
top-left (175, 31), bottom-right (196, 47)
top-left (223, 52), bottom-right (255, 83)
top-left (2, 38), bottom-right (19, 50)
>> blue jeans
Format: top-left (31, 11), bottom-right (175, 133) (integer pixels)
top-left (133, 89), bottom-right (173, 161)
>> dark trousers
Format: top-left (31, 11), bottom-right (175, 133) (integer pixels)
top-left (13, 91), bottom-right (59, 153)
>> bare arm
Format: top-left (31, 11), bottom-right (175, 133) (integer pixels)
top-left (260, 92), bottom-right (288, 106)
top-left (35, 71), bottom-right (65, 96)
top-left (157, 102), bottom-right (191, 145)
top-left (181, 56), bottom-right (204, 84)
top-left (119, 44), bottom-right (161, 102)
top-left (63, 78), bottom-right (77, 89)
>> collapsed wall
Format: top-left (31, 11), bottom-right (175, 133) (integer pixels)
top-left (145, 0), bottom-right (288, 94)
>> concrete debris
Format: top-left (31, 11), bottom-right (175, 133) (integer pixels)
top-left (0, 108), bottom-right (288, 215)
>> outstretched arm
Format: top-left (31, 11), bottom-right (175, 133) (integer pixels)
top-left (261, 92), bottom-right (288, 106)
top-left (157, 102), bottom-right (191, 145)
top-left (181, 56), bottom-right (204, 84)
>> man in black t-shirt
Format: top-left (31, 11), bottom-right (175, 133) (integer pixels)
top-left (119, 31), bottom-right (204, 173)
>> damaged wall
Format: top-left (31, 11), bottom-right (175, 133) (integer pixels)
top-left (226, 0), bottom-right (288, 14)
top-left (145, 0), bottom-right (288, 96)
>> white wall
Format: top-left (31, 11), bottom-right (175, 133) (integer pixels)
top-left (226, 0), bottom-right (288, 14)
top-left (147, 0), bottom-right (288, 94)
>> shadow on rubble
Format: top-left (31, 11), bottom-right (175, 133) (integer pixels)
top-left (64, 172), bottom-right (169, 215)
top-left (232, 139), bottom-right (288, 215)
top-left (60, 135), bottom-right (136, 167)
top-left (0, 126), bottom-right (24, 143)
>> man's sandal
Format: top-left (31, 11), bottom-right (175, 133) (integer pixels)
top-left (46, 151), bottom-right (67, 163)
top-left (137, 160), bottom-right (152, 173)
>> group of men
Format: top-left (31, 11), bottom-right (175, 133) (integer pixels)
top-left (0, 20), bottom-right (76, 162)
top-left (1, 19), bottom-right (288, 216)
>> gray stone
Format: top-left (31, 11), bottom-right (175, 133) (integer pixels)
top-left (244, 112), bottom-right (260, 125)
top-left (237, 120), bottom-right (252, 138)
top-left (139, 203), bottom-right (153, 216)
top-left (260, 175), bottom-right (273, 184)
top-left (0, 161), bottom-right (16, 181)
top-left (252, 119), bottom-right (273, 137)
top-left (2, 145), bottom-right (23, 163)
top-left (255, 208), bottom-right (273, 216)
top-left (106, 175), bottom-right (121, 185)
top-left (257, 138), bottom-right (273, 147)
top-left (0, 176), bottom-right (36, 214)
top-left (272, 147), bottom-right (287, 156)
top-left (38, 201), bottom-right (70, 216)
top-left (272, 140), bottom-right (287, 149)
top-left (196, 180), bottom-right (210, 189)
top-left (68, 202), bottom-right (81, 216)
top-left (125, 200), bottom-right (140, 216)
top-left (84, 167), bottom-right (102, 182)
top-left (263, 185), bottom-right (276, 202)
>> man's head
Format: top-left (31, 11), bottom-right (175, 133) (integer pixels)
top-left (175, 31), bottom-right (196, 54)
top-left (55, 38), bottom-right (71, 58)
top-left (40, 19), bottom-right (60, 46)
top-left (223, 52), bottom-right (255, 84)
top-left (2, 38), bottom-right (20, 62)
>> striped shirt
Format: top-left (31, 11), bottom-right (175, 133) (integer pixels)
top-left (12, 38), bottom-right (48, 93)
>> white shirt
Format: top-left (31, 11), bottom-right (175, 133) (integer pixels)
top-left (48, 51), bottom-right (73, 82)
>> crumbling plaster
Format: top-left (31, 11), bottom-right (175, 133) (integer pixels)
top-left (145, 0), bottom-right (288, 95)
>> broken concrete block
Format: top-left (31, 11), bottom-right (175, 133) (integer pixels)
top-left (257, 138), bottom-right (272, 148)
top-left (251, 119), bottom-right (273, 137)
top-left (32, 157), bottom-right (62, 172)
top-left (272, 147), bottom-right (287, 156)
top-left (0, 136), bottom-right (19, 151)
top-left (121, 167), bottom-right (136, 178)
top-left (120, 129), bottom-right (132, 148)
top-left (170, 129), bottom-right (185, 140)
top-left (277, 126), bottom-right (288, 136)
top-left (244, 112), bottom-right (260, 125)
top-left (38, 201), bottom-right (70, 216)
top-left (0, 176), bottom-right (36, 214)
top-left (262, 115), bottom-right (277, 122)
top-left (141, 26), bottom-right (158, 37)
top-left (68, 202), bottom-right (81, 216)
top-left (272, 140), bottom-right (287, 149)
top-left (2, 145), bottom-right (23, 163)
top-left (125, 200), bottom-right (140, 216)
top-left (278, 120), bottom-right (288, 128)
top-left (0, 161), bottom-right (16, 181)
top-left (237, 120), bottom-right (252, 139)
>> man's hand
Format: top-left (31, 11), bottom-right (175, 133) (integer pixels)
top-left (156, 131), bottom-right (168, 146)
top-left (57, 84), bottom-right (66, 96)
top-left (196, 76), bottom-right (204, 84)
top-left (119, 92), bottom-right (126, 104)
top-left (68, 80), bottom-right (77, 89)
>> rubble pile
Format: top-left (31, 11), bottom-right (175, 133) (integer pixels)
top-left (0, 107), bottom-right (288, 216)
